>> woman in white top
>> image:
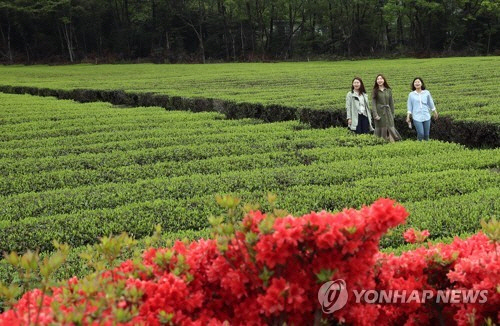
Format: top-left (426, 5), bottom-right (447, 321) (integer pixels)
top-left (346, 77), bottom-right (374, 134)
top-left (406, 77), bottom-right (438, 141)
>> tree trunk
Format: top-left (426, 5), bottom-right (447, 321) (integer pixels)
top-left (240, 22), bottom-right (245, 58)
top-left (219, 1), bottom-right (230, 60)
top-left (486, 25), bottom-right (491, 54)
top-left (246, 1), bottom-right (255, 55)
top-left (328, 1), bottom-right (335, 53)
top-left (228, 25), bottom-right (236, 60)
top-left (267, 4), bottom-right (274, 53)
top-left (82, 30), bottom-right (87, 56)
top-left (25, 43), bottom-right (30, 64)
top-left (99, 34), bottom-right (103, 57)
top-left (425, 18), bottom-right (431, 54)
top-left (397, 15), bottom-right (403, 47)
top-left (151, 0), bottom-right (157, 55)
top-left (57, 25), bottom-right (65, 54)
top-left (7, 22), bottom-right (12, 63)
top-left (0, 21), bottom-right (13, 63)
top-left (255, 0), bottom-right (267, 57)
top-left (151, 0), bottom-right (156, 28)
top-left (311, 9), bottom-right (316, 45)
top-left (63, 23), bottom-right (74, 62)
top-left (231, 31), bottom-right (236, 60)
top-left (124, 0), bottom-right (130, 25)
top-left (185, 16), bottom-right (206, 64)
top-left (287, 3), bottom-right (294, 58)
top-left (199, 24), bottom-right (205, 63)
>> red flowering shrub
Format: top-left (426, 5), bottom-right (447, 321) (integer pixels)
top-left (0, 198), bottom-right (498, 326)
top-left (403, 228), bottom-right (430, 243)
top-left (375, 232), bottom-right (499, 325)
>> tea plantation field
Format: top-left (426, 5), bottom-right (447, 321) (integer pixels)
top-left (0, 57), bottom-right (500, 284)
top-left (0, 57), bottom-right (499, 124)
top-left (0, 91), bottom-right (499, 262)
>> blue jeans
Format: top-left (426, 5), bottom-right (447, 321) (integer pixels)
top-left (413, 119), bottom-right (431, 141)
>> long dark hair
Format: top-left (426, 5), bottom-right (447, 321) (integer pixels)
top-left (351, 77), bottom-right (366, 94)
top-left (411, 77), bottom-right (427, 91)
top-left (372, 74), bottom-right (390, 99)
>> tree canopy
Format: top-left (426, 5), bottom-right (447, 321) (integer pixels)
top-left (0, 0), bottom-right (498, 63)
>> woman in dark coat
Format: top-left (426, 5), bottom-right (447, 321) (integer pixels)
top-left (371, 74), bottom-right (401, 142)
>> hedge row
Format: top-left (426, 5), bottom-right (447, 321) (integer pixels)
top-left (0, 133), bottom-right (381, 177)
top-left (0, 123), bottom-right (356, 160)
top-left (0, 151), bottom-right (299, 196)
top-left (0, 141), bottom-right (465, 196)
top-left (386, 186), bottom-right (500, 247)
top-left (0, 119), bottom-right (296, 150)
top-left (0, 128), bottom-right (328, 159)
top-left (0, 85), bottom-right (498, 148)
top-left (0, 168), bottom-right (497, 253)
top-left (0, 115), bottom-right (258, 142)
top-left (0, 195), bottom-right (221, 253)
top-left (2, 146), bottom-right (498, 222)
top-left (278, 185), bottom-right (500, 248)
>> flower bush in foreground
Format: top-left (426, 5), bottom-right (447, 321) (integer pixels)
top-left (403, 228), bottom-right (430, 244)
top-left (0, 198), bottom-right (498, 325)
top-left (375, 232), bottom-right (499, 325)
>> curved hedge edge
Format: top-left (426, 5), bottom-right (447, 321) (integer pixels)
top-left (0, 85), bottom-right (498, 148)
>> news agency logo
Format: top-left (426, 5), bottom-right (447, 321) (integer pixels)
top-left (318, 279), bottom-right (488, 313)
top-left (317, 279), bottom-right (348, 313)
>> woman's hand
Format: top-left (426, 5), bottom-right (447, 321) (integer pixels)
top-left (347, 119), bottom-right (352, 126)
top-left (433, 111), bottom-right (438, 120)
top-left (406, 114), bottom-right (411, 123)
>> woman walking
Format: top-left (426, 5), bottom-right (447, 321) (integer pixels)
top-left (406, 77), bottom-right (438, 141)
top-left (346, 77), bottom-right (374, 134)
top-left (371, 74), bottom-right (401, 142)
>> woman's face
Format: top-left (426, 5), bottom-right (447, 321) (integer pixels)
top-left (377, 76), bottom-right (385, 86)
top-left (413, 79), bottom-right (422, 89)
top-left (352, 79), bottom-right (361, 90)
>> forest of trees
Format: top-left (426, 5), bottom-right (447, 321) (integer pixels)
top-left (0, 0), bottom-right (499, 64)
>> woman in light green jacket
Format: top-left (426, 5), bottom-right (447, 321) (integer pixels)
top-left (346, 77), bottom-right (374, 134)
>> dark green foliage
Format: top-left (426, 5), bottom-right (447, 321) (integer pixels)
top-left (0, 0), bottom-right (498, 63)
top-left (299, 108), bottom-right (345, 129)
top-left (261, 105), bottom-right (297, 123)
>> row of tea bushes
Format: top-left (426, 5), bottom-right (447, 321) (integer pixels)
top-left (1, 151), bottom-right (499, 221)
top-left (0, 141), bottom-right (468, 196)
